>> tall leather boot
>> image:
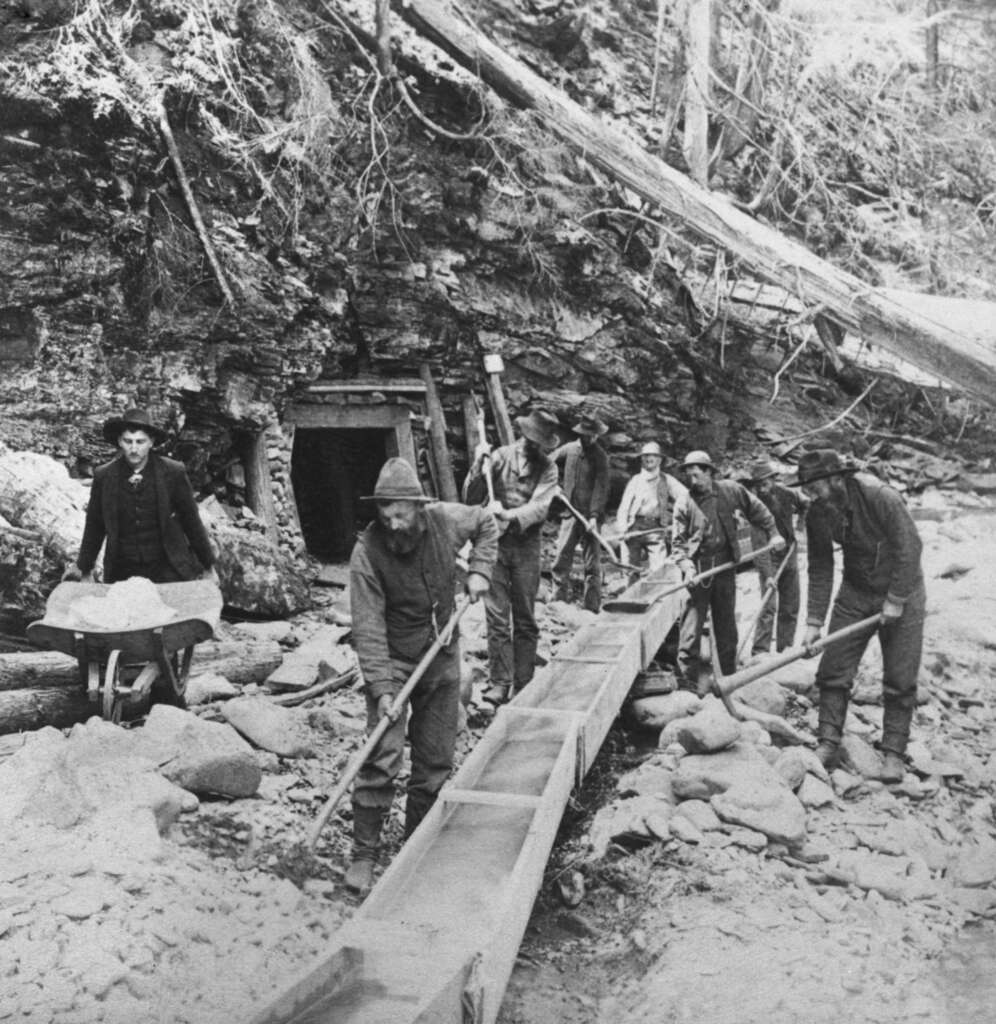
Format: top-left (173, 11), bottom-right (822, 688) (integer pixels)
top-left (404, 791), bottom-right (436, 840)
top-left (880, 696), bottom-right (914, 783)
top-left (815, 687), bottom-right (850, 770)
top-left (344, 805), bottom-right (385, 895)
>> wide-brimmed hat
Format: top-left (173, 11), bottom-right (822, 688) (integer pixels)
top-left (638, 441), bottom-right (663, 458)
top-left (749, 459), bottom-right (778, 483)
top-left (682, 449), bottom-right (715, 470)
top-left (790, 449), bottom-right (856, 487)
top-left (572, 415), bottom-right (608, 438)
top-left (516, 409), bottom-right (560, 450)
top-left (102, 408), bottom-right (168, 446)
top-left (361, 458), bottom-right (433, 502)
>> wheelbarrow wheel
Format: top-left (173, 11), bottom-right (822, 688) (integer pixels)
top-left (102, 649), bottom-right (123, 724)
top-left (150, 646), bottom-right (194, 709)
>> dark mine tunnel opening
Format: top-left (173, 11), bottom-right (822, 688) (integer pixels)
top-left (291, 428), bottom-right (387, 560)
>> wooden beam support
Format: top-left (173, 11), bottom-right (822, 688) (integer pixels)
top-left (397, 0), bottom-right (996, 403)
top-left (419, 363), bottom-right (459, 501)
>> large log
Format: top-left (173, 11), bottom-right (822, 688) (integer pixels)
top-left (0, 638), bottom-right (283, 693)
top-left (398, 0), bottom-right (996, 404)
top-left (0, 686), bottom-right (96, 734)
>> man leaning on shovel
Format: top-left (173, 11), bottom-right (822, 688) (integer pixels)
top-left (795, 449), bottom-right (925, 783)
top-left (346, 458), bottom-right (498, 894)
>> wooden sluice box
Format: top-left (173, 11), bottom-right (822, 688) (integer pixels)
top-left (251, 565), bottom-right (686, 1024)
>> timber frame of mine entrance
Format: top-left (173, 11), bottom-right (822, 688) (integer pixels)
top-left (251, 565), bottom-right (686, 1024)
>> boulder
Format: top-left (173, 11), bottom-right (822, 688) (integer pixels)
top-left (672, 799), bottom-right (722, 832)
top-left (797, 775), bottom-right (835, 808)
top-left (617, 760), bottom-right (675, 802)
top-left (221, 696), bottom-right (318, 758)
top-left (764, 661), bottom-right (817, 694)
top-left (711, 779), bottom-right (807, 846)
top-left (834, 850), bottom-right (912, 902)
top-left (185, 672), bottom-right (240, 706)
top-left (201, 496), bottom-right (310, 617)
top-left (735, 677), bottom-right (788, 717)
top-left (628, 691), bottom-right (701, 731)
top-left (586, 795), bottom-right (673, 858)
top-left (774, 747), bottom-right (830, 790)
top-left (671, 743), bottom-right (783, 801)
top-left (674, 701), bottom-right (740, 754)
top-left (136, 704), bottom-right (261, 797)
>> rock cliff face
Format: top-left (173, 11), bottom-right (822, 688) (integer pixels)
top-left (0, 0), bottom-right (711, 487)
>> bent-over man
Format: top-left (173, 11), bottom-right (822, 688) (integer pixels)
top-left (796, 449), bottom-right (924, 783)
top-left (66, 407), bottom-right (216, 585)
top-left (347, 458), bottom-right (498, 893)
top-left (672, 450), bottom-right (782, 693)
top-left (464, 409), bottom-right (559, 705)
top-left (746, 459), bottom-right (810, 655)
top-left (550, 415), bottom-right (610, 612)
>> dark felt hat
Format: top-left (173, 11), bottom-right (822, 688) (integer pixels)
top-left (361, 457), bottom-right (433, 502)
top-left (790, 449), bottom-right (856, 487)
top-left (516, 409), bottom-right (560, 450)
top-left (102, 408), bottom-right (168, 446)
top-left (572, 415), bottom-right (608, 438)
top-left (749, 459), bottom-right (778, 483)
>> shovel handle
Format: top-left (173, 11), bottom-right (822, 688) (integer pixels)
top-left (717, 613), bottom-right (884, 699)
top-left (663, 537), bottom-right (785, 600)
top-left (735, 541), bottom-right (798, 662)
top-left (307, 596), bottom-right (472, 851)
top-left (557, 491), bottom-right (624, 565)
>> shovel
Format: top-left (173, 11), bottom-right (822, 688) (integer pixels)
top-left (715, 613), bottom-right (884, 700)
top-left (556, 491), bottom-right (629, 569)
top-left (305, 595), bottom-right (472, 853)
top-left (735, 541), bottom-right (798, 662)
top-left (603, 538), bottom-right (784, 613)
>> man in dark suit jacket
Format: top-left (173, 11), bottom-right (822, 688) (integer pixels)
top-left (65, 408), bottom-right (217, 584)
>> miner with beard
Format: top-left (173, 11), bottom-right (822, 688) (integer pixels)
top-left (672, 450), bottom-right (783, 694)
top-left (795, 449), bottom-right (925, 783)
top-left (463, 409), bottom-right (560, 706)
top-left (345, 458), bottom-right (498, 893)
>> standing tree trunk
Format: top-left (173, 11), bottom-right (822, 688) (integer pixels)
top-left (682, 0), bottom-right (711, 186)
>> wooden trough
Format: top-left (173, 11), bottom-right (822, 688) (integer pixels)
top-left (251, 564), bottom-right (686, 1024)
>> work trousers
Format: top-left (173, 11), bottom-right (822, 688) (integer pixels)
top-left (353, 643), bottom-right (460, 812)
top-left (815, 580), bottom-right (925, 754)
top-left (752, 552), bottom-right (801, 654)
top-left (551, 516), bottom-right (602, 613)
top-left (677, 562), bottom-right (738, 688)
top-left (485, 533), bottom-right (541, 692)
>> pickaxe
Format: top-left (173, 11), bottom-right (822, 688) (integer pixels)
top-left (556, 491), bottom-right (629, 569)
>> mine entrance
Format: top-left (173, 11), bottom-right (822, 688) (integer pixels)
top-left (291, 428), bottom-right (387, 560)
top-left (287, 382), bottom-right (424, 562)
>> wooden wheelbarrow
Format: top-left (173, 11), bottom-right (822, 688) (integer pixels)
top-left (26, 580), bottom-right (223, 723)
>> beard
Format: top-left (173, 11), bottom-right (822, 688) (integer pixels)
top-left (383, 523), bottom-right (421, 555)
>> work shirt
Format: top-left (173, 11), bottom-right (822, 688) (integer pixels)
top-left (349, 502), bottom-right (498, 701)
top-left (673, 478), bottom-right (777, 564)
top-left (464, 439), bottom-right (558, 540)
top-left (616, 472), bottom-right (688, 534)
top-left (551, 440), bottom-right (609, 521)
top-left (805, 472), bottom-right (924, 626)
top-left (758, 482), bottom-right (809, 543)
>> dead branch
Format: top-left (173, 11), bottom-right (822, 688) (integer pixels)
top-left (769, 379), bottom-right (877, 447)
top-left (155, 101), bottom-right (236, 308)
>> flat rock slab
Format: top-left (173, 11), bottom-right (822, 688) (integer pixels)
top-left (264, 624), bottom-right (354, 691)
top-left (710, 778), bottom-right (807, 846)
top-left (617, 760), bottom-right (676, 801)
top-left (222, 696), bottom-right (318, 758)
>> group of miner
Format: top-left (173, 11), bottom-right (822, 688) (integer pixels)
top-left (342, 409), bottom-right (924, 894)
top-left (63, 405), bottom-right (925, 898)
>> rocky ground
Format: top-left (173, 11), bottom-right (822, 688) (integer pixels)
top-left (2, 483), bottom-right (996, 1024)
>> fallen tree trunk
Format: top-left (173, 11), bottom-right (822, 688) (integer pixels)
top-left (398, 0), bottom-right (996, 403)
top-left (0, 686), bottom-right (95, 734)
top-left (0, 638), bottom-right (283, 693)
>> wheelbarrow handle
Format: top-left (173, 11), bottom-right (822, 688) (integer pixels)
top-left (306, 595), bottom-right (473, 852)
